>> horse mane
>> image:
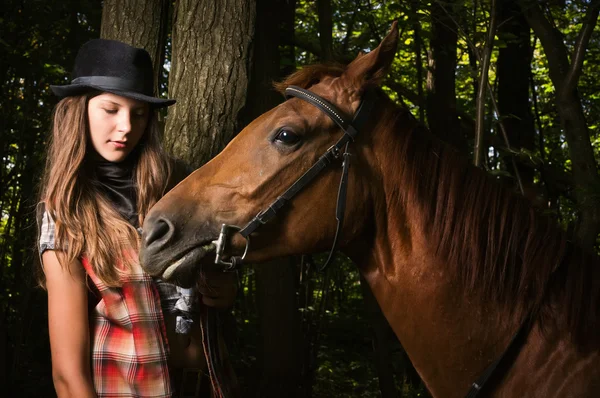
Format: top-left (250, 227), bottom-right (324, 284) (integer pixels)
top-left (279, 64), bottom-right (600, 347)
top-left (384, 99), bottom-right (600, 346)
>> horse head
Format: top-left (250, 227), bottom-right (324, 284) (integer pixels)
top-left (140, 23), bottom-right (400, 284)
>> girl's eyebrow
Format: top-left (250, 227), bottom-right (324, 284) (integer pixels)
top-left (100, 100), bottom-right (147, 111)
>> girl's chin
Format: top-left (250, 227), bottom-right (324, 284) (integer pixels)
top-left (97, 149), bottom-right (132, 163)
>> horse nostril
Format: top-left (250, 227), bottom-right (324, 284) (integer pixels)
top-left (143, 217), bottom-right (175, 250)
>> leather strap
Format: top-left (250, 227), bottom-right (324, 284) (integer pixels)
top-left (200, 305), bottom-right (239, 398)
top-left (465, 317), bottom-right (531, 397)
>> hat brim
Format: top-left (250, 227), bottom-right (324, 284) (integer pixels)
top-left (50, 83), bottom-right (176, 108)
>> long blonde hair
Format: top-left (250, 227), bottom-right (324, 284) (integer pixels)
top-left (38, 94), bottom-right (172, 287)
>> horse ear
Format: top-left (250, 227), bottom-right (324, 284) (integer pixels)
top-left (343, 21), bottom-right (399, 89)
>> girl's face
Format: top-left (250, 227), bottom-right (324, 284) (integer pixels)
top-left (87, 93), bottom-right (150, 162)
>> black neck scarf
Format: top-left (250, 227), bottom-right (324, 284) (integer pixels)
top-left (93, 151), bottom-right (139, 228)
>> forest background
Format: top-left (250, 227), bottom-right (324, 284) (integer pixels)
top-left (1, 0), bottom-right (599, 397)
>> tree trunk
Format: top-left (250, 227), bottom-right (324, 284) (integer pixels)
top-left (411, 0), bottom-right (425, 123)
top-left (497, 2), bottom-right (535, 184)
top-left (519, 0), bottom-right (600, 248)
top-left (255, 258), bottom-right (301, 397)
top-left (280, 0), bottom-right (297, 78)
top-left (0, 310), bottom-right (5, 389)
top-left (426, 0), bottom-right (464, 151)
top-left (240, 0), bottom-right (288, 126)
top-left (164, 0), bottom-right (256, 168)
top-left (241, 1), bottom-right (302, 395)
top-left (317, 0), bottom-right (334, 62)
top-left (359, 275), bottom-right (399, 397)
top-left (473, 0), bottom-right (499, 167)
top-left (7, 81), bottom-right (41, 376)
top-left (100, 0), bottom-right (170, 94)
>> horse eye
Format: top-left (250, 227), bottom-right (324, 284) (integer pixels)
top-left (274, 129), bottom-right (300, 146)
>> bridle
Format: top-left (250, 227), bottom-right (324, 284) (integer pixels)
top-left (212, 85), bottom-right (377, 272)
top-left (210, 83), bottom-right (531, 398)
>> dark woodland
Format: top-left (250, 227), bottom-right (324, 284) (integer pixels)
top-left (1, 0), bottom-right (599, 397)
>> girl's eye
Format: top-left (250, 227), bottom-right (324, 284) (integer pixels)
top-left (104, 109), bottom-right (118, 114)
top-left (274, 129), bottom-right (300, 146)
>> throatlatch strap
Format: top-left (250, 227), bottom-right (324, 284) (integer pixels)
top-left (465, 317), bottom-right (531, 398)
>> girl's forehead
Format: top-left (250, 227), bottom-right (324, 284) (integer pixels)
top-left (91, 92), bottom-right (148, 109)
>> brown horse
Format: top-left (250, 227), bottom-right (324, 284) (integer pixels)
top-left (140, 23), bottom-right (600, 397)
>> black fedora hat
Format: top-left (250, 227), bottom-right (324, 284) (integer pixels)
top-left (50, 39), bottom-right (175, 107)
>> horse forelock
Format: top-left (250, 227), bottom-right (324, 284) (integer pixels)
top-left (274, 64), bottom-right (346, 94)
top-left (373, 96), bottom-right (600, 347)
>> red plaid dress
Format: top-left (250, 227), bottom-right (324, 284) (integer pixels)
top-left (82, 255), bottom-right (172, 397)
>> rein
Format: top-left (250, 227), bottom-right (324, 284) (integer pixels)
top-left (212, 85), bottom-right (377, 272)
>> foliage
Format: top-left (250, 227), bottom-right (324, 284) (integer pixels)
top-left (1, 0), bottom-right (599, 396)
top-left (0, 0), bottom-right (100, 395)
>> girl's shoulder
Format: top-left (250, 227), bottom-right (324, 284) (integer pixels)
top-left (36, 202), bottom-right (56, 255)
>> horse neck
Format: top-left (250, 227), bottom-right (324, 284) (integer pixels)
top-left (351, 108), bottom-right (529, 397)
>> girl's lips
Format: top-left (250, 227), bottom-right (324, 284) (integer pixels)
top-left (110, 141), bottom-right (127, 149)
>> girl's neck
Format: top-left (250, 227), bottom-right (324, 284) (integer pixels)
top-left (92, 149), bottom-right (140, 226)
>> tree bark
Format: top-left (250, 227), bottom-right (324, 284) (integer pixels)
top-left (241, 1), bottom-right (302, 395)
top-left (426, 0), bottom-right (464, 151)
top-left (473, 0), bottom-right (499, 167)
top-left (255, 258), bottom-right (301, 397)
top-left (279, 0), bottom-right (297, 78)
top-left (497, 2), bottom-right (535, 184)
top-left (411, 0), bottom-right (425, 123)
top-left (100, 0), bottom-right (170, 94)
top-left (164, 0), bottom-right (256, 168)
top-left (317, 0), bottom-right (334, 62)
top-left (359, 275), bottom-right (399, 397)
top-left (519, 0), bottom-right (600, 248)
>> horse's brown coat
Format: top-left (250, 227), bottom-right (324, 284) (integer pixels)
top-left (140, 23), bottom-right (600, 397)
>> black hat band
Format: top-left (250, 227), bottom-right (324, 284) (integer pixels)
top-left (72, 76), bottom-right (147, 94)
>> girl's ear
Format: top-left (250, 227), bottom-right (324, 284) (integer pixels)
top-left (342, 21), bottom-right (399, 91)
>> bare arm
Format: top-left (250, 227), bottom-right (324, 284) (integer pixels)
top-left (43, 251), bottom-right (97, 398)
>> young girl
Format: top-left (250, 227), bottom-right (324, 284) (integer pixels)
top-left (37, 39), bottom-right (236, 397)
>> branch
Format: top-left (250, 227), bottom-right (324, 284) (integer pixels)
top-left (384, 79), bottom-right (421, 106)
top-left (562, 0), bottom-right (600, 94)
top-left (282, 33), bottom-right (323, 59)
top-left (519, 0), bottom-right (570, 90)
top-left (317, 0), bottom-right (334, 61)
top-left (474, 0), bottom-right (499, 167)
top-left (341, 2), bottom-right (359, 53)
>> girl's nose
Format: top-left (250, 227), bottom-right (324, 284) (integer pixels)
top-left (117, 112), bottom-right (132, 133)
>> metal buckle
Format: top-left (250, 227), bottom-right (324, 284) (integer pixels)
top-left (212, 223), bottom-right (250, 271)
top-left (328, 144), bottom-right (341, 159)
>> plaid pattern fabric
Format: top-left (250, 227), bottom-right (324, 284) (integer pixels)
top-left (82, 256), bottom-right (171, 397)
top-left (38, 208), bottom-right (56, 254)
top-left (155, 280), bottom-right (198, 334)
top-left (39, 209), bottom-right (175, 397)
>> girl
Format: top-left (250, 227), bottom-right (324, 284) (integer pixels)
top-left (37, 39), bottom-right (236, 397)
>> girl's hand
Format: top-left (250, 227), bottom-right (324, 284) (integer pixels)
top-left (197, 271), bottom-right (238, 308)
